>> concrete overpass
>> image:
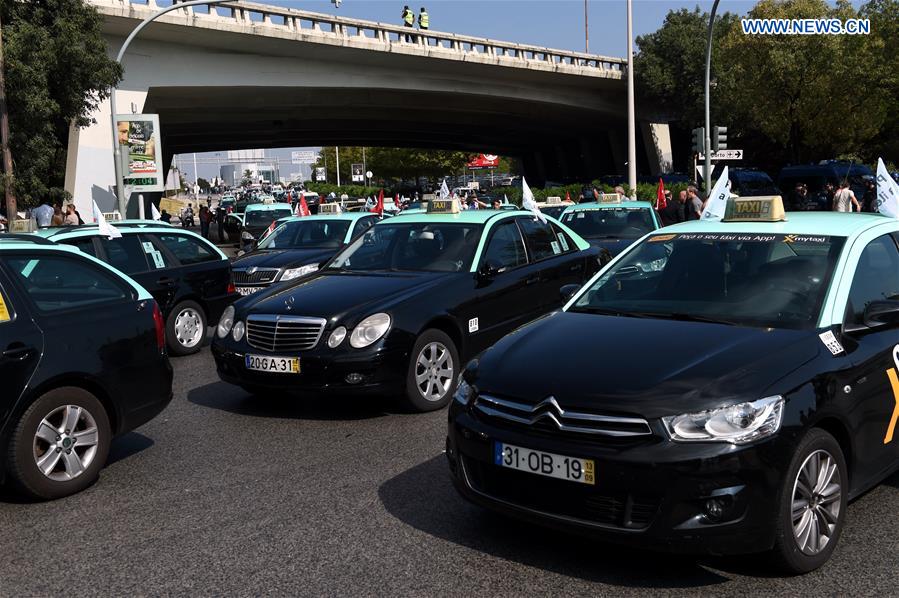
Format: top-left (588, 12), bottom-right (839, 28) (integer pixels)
top-left (69, 0), bottom-right (673, 216)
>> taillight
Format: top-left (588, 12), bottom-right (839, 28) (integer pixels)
top-left (151, 301), bottom-right (166, 352)
top-left (227, 281), bottom-right (236, 294)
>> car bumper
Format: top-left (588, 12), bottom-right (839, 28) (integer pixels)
top-left (211, 340), bottom-right (408, 395)
top-left (446, 404), bottom-right (790, 556)
top-left (118, 355), bottom-right (174, 434)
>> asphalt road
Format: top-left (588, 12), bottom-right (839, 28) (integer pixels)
top-left (1, 344), bottom-right (897, 596)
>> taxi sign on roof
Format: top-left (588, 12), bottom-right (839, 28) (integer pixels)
top-left (262, 197), bottom-right (275, 205)
top-left (546, 196), bottom-right (562, 204)
top-left (427, 198), bottom-right (461, 214)
top-left (318, 202), bottom-right (342, 214)
top-left (599, 193), bottom-right (620, 203)
top-left (723, 195), bottom-right (787, 223)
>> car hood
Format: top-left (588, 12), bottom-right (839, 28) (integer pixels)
top-left (473, 311), bottom-right (820, 420)
top-left (232, 248), bottom-right (336, 270)
top-left (239, 270), bottom-right (454, 324)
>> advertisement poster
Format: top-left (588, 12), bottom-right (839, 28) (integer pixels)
top-left (314, 167), bottom-right (326, 182)
top-left (351, 163), bottom-right (364, 182)
top-left (116, 114), bottom-right (164, 192)
top-left (467, 154), bottom-right (500, 170)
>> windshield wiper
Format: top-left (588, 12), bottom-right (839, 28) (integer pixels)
top-left (627, 311), bottom-right (740, 326)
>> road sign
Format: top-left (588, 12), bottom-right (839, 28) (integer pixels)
top-left (365, 170), bottom-right (372, 180)
top-left (291, 150), bottom-right (317, 164)
top-left (699, 149), bottom-right (743, 160)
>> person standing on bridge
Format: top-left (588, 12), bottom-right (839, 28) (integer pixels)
top-left (402, 5), bottom-right (414, 41)
top-left (418, 7), bottom-right (429, 31)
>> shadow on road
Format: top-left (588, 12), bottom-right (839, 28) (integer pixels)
top-left (187, 380), bottom-right (397, 422)
top-left (377, 455), bottom-right (758, 589)
top-left (107, 431), bottom-right (155, 466)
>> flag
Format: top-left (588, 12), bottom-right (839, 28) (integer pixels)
top-left (370, 189), bottom-right (384, 216)
top-left (521, 177), bottom-right (546, 223)
top-left (656, 178), bottom-right (667, 210)
top-left (91, 200), bottom-right (121, 239)
top-left (298, 193), bottom-right (311, 217)
top-left (260, 219), bottom-right (277, 241)
top-left (151, 203), bottom-right (161, 221)
top-left (875, 158), bottom-right (899, 219)
top-left (565, 190), bottom-right (571, 203)
top-left (439, 179), bottom-right (450, 200)
top-left (700, 166), bottom-right (731, 222)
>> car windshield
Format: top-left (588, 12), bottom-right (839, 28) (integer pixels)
top-left (561, 207), bottom-right (655, 239)
top-left (257, 219), bottom-right (351, 250)
top-left (568, 232), bottom-right (846, 330)
top-left (328, 222), bottom-right (482, 272)
top-left (245, 209), bottom-right (292, 228)
top-left (732, 174), bottom-right (780, 196)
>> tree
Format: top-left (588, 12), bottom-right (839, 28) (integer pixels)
top-left (240, 169), bottom-right (253, 186)
top-left (197, 177), bottom-right (210, 192)
top-left (1, 0), bottom-right (121, 206)
top-left (316, 147), bottom-right (472, 185)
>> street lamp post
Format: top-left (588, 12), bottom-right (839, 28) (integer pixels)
top-left (110, 0), bottom-right (230, 217)
top-left (703, 0), bottom-right (722, 194)
top-left (626, 0), bottom-right (636, 197)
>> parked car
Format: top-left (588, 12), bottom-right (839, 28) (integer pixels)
top-left (238, 202), bottom-right (294, 252)
top-left (32, 223), bottom-right (239, 356)
top-left (0, 234), bottom-right (172, 499)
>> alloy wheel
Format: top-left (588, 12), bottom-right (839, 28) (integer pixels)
top-left (414, 341), bottom-right (454, 402)
top-left (32, 405), bottom-right (99, 482)
top-left (174, 307), bottom-right (204, 348)
top-left (791, 449), bottom-right (842, 555)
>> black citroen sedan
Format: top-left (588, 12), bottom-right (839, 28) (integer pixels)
top-left (448, 207), bottom-right (899, 573)
top-left (0, 236), bottom-right (172, 499)
top-left (212, 206), bottom-right (600, 411)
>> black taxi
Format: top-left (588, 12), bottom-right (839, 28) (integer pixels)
top-left (447, 197), bottom-right (899, 573)
top-left (211, 200), bottom-right (600, 411)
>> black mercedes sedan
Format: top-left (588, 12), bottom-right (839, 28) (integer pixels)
top-left (212, 206), bottom-right (600, 411)
top-left (231, 213), bottom-right (379, 297)
top-left (0, 236), bottom-right (173, 499)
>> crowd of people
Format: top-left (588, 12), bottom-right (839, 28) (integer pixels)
top-left (790, 179), bottom-right (879, 213)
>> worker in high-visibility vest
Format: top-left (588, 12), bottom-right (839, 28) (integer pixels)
top-left (418, 7), bottom-right (429, 30)
top-left (401, 5), bottom-right (414, 41)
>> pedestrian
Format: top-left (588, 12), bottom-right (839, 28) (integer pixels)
top-left (658, 190), bottom-right (677, 226)
top-left (199, 205), bottom-right (211, 238)
top-left (793, 182), bottom-right (809, 211)
top-left (63, 202), bottom-right (80, 226)
top-left (216, 206), bottom-right (226, 241)
top-left (614, 185), bottom-right (627, 201)
top-left (182, 203), bottom-right (194, 228)
top-left (823, 182), bottom-right (836, 211)
top-left (674, 190), bottom-right (687, 223)
top-left (492, 198), bottom-right (502, 210)
top-left (401, 5), bottom-right (414, 41)
top-left (160, 209), bottom-right (172, 224)
top-left (686, 186), bottom-right (703, 220)
top-left (862, 179), bottom-right (877, 212)
top-left (50, 203), bottom-right (65, 226)
top-left (32, 198), bottom-right (54, 227)
top-left (418, 6), bottom-right (429, 30)
top-left (832, 180), bottom-right (861, 213)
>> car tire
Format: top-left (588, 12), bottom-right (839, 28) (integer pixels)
top-left (770, 428), bottom-right (848, 574)
top-left (404, 329), bottom-right (459, 412)
top-left (5, 387), bottom-right (111, 500)
top-left (166, 300), bottom-right (207, 356)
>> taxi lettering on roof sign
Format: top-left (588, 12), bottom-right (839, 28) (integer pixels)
top-left (546, 196), bottom-right (562, 205)
top-left (599, 193), bottom-right (620, 203)
top-left (723, 196), bottom-right (787, 222)
top-left (318, 202), bottom-right (342, 214)
top-left (428, 198), bottom-right (460, 214)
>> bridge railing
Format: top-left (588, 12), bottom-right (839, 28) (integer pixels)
top-left (100, 0), bottom-right (626, 77)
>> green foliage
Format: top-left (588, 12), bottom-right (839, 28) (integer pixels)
top-left (317, 147), bottom-right (477, 184)
top-left (304, 183), bottom-right (382, 198)
top-left (197, 177), bottom-right (210, 191)
top-left (1, 0), bottom-right (121, 207)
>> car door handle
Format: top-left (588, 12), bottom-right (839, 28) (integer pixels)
top-left (157, 277), bottom-right (176, 287)
top-left (3, 344), bottom-right (33, 360)
top-left (525, 276), bottom-right (540, 285)
top-left (569, 263), bottom-right (583, 271)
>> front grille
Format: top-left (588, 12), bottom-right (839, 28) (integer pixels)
top-left (246, 315), bottom-right (326, 352)
top-left (233, 268), bottom-right (280, 285)
top-left (474, 395), bottom-right (653, 438)
top-left (463, 456), bottom-right (660, 530)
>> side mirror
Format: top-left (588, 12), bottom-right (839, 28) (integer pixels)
top-left (560, 283), bottom-right (580, 301)
top-left (477, 260), bottom-right (501, 281)
top-left (863, 300), bottom-right (899, 329)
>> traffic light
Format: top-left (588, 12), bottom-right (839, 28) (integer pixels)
top-left (691, 127), bottom-right (705, 155)
top-left (331, 0), bottom-right (341, 6)
top-left (712, 126), bottom-right (728, 152)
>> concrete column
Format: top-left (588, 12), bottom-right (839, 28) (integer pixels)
top-left (607, 128), bottom-right (626, 176)
top-left (640, 121), bottom-right (673, 175)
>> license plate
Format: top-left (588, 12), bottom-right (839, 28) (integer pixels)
top-left (494, 441), bottom-right (594, 485)
top-left (244, 354), bottom-right (300, 374)
top-left (236, 286), bottom-right (262, 296)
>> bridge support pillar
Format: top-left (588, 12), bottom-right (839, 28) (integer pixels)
top-left (640, 122), bottom-right (673, 175)
top-left (65, 88), bottom-right (148, 221)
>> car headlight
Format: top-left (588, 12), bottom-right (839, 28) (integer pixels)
top-left (231, 320), bottom-right (245, 342)
top-left (662, 396), bottom-right (784, 444)
top-left (349, 313), bottom-right (391, 348)
top-left (217, 305), bottom-right (235, 338)
top-left (327, 326), bottom-right (347, 348)
top-left (241, 231), bottom-right (255, 241)
top-left (281, 264), bottom-right (319, 281)
top-left (453, 378), bottom-right (476, 406)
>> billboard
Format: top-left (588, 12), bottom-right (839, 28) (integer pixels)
top-left (314, 167), bottom-right (326, 182)
top-left (351, 163), bottom-right (364, 182)
top-left (116, 114), bottom-right (164, 192)
top-left (467, 154), bottom-right (500, 170)
top-left (292, 150), bottom-right (317, 164)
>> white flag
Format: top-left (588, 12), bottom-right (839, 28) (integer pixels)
top-left (151, 203), bottom-right (161, 221)
top-left (875, 158), bottom-right (899, 219)
top-left (700, 166), bottom-right (731, 222)
top-left (521, 177), bottom-right (546, 223)
top-left (439, 179), bottom-right (450, 200)
top-left (92, 200), bottom-right (122, 239)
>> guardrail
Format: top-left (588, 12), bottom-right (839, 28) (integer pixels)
top-left (93, 0), bottom-right (626, 78)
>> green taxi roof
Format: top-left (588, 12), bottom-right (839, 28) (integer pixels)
top-left (657, 212), bottom-right (895, 237)
top-left (388, 208), bottom-right (527, 225)
top-left (275, 212), bottom-right (375, 224)
top-left (563, 200), bottom-right (656, 212)
top-left (244, 202), bottom-right (293, 212)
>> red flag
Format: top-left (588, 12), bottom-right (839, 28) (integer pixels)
top-left (656, 178), bottom-right (667, 210)
top-left (261, 219), bottom-right (277, 241)
top-left (565, 190), bottom-right (571, 203)
top-left (371, 189), bottom-right (384, 216)
top-left (298, 192), bottom-right (311, 217)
